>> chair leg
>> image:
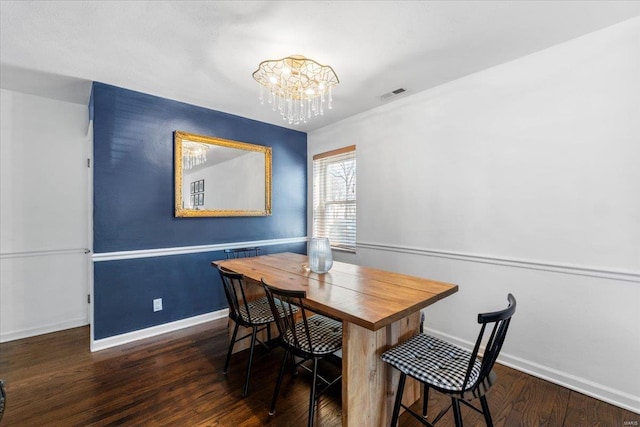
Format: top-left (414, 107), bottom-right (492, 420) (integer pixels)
top-left (480, 395), bottom-right (494, 427)
top-left (267, 322), bottom-right (272, 344)
top-left (390, 373), bottom-right (407, 427)
top-left (291, 352), bottom-right (299, 376)
top-left (223, 321), bottom-right (240, 375)
top-left (269, 350), bottom-right (289, 415)
top-left (452, 398), bottom-right (463, 427)
top-left (242, 326), bottom-right (259, 397)
top-left (308, 358), bottom-right (319, 427)
top-left (422, 384), bottom-right (430, 418)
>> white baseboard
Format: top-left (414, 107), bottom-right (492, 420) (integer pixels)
top-left (90, 309), bottom-right (229, 352)
top-left (0, 318), bottom-right (89, 343)
top-left (426, 327), bottom-right (640, 414)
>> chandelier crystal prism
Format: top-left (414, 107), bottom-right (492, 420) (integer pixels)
top-left (252, 55), bottom-right (339, 125)
top-left (182, 141), bottom-right (209, 171)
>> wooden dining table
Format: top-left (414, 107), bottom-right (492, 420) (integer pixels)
top-left (212, 252), bottom-right (458, 427)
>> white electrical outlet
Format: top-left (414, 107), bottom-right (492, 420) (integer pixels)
top-left (153, 298), bottom-right (163, 312)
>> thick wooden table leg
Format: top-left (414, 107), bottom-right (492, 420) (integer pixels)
top-left (342, 312), bottom-right (421, 426)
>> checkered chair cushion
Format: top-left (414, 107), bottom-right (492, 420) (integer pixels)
top-left (283, 315), bottom-right (342, 355)
top-left (238, 297), bottom-right (297, 325)
top-left (381, 334), bottom-right (481, 392)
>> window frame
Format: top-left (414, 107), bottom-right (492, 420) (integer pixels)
top-left (312, 145), bottom-right (356, 252)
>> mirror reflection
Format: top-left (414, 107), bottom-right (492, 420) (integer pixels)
top-left (174, 131), bottom-right (272, 217)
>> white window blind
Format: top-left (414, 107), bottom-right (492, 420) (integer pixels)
top-left (313, 145), bottom-right (356, 251)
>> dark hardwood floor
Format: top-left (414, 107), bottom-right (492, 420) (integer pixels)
top-left (0, 320), bottom-right (636, 426)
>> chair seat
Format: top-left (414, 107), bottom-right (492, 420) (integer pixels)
top-left (381, 334), bottom-right (481, 392)
top-left (238, 296), bottom-right (299, 325)
top-left (283, 315), bottom-right (342, 355)
top-left (237, 296), bottom-right (277, 324)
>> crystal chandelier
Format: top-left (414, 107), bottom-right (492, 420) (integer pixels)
top-left (252, 55), bottom-right (339, 125)
top-left (182, 141), bottom-right (209, 170)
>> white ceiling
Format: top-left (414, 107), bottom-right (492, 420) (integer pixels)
top-left (1, 1), bottom-right (639, 132)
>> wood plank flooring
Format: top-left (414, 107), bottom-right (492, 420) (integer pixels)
top-left (0, 321), bottom-right (637, 426)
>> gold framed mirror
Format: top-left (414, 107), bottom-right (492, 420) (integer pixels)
top-left (174, 131), bottom-right (272, 217)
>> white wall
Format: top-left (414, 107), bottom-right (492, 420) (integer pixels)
top-left (308, 18), bottom-right (640, 412)
top-left (0, 88), bottom-right (90, 342)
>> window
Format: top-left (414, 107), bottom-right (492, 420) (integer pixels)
top-left (313, 145), bottom-right (356, 251)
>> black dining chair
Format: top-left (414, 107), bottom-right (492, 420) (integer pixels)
top-left (0, 379), bottom-right (5, 422)
top-left (262, 279), bottom-right (343, 427)
top-left (224, 247), bottom-right (260, 259)
top-left (218, 266), bottom-right (282, 397)
top-left (381, 294), bottom-right (516, 427)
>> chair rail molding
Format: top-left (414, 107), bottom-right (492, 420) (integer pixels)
top-left (0, 248), bottom-right (90, 259)
top-left (357, 241), bottom-right (640, 283)
top-left (92, 237), bottom-right (308, 262)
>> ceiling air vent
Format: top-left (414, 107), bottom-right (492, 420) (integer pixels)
top-left (380, 88), bottom-right (407, 101)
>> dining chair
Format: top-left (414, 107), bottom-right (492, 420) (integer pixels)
top-left (224, 247), bottom-right (260, 259)
top-left (261, 279), bottom-right (343, 427)
top-left (0, 379), bottom-right (5, 422)
top-left (218, 266), bottom-right (281, 397)
top-left (381, 294), bottom-right (516, 427)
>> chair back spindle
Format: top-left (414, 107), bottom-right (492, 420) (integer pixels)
top-left (262, 284), bottom-right (319, 356)
top-left (224, 247), bottom-right (260, 259)
top-left (462, 294), bottom-right (516, 392)
top-left (218, 267), bottom-right (255, 325)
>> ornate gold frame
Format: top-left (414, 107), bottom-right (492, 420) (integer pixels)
top-left (174, 131), bottom-right (272, 217)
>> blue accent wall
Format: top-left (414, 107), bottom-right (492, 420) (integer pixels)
top-left (92, 83), bottom-right (307, 339)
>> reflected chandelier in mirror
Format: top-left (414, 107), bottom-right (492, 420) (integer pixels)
top-left (174, 131), bottom-right (272, 217)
